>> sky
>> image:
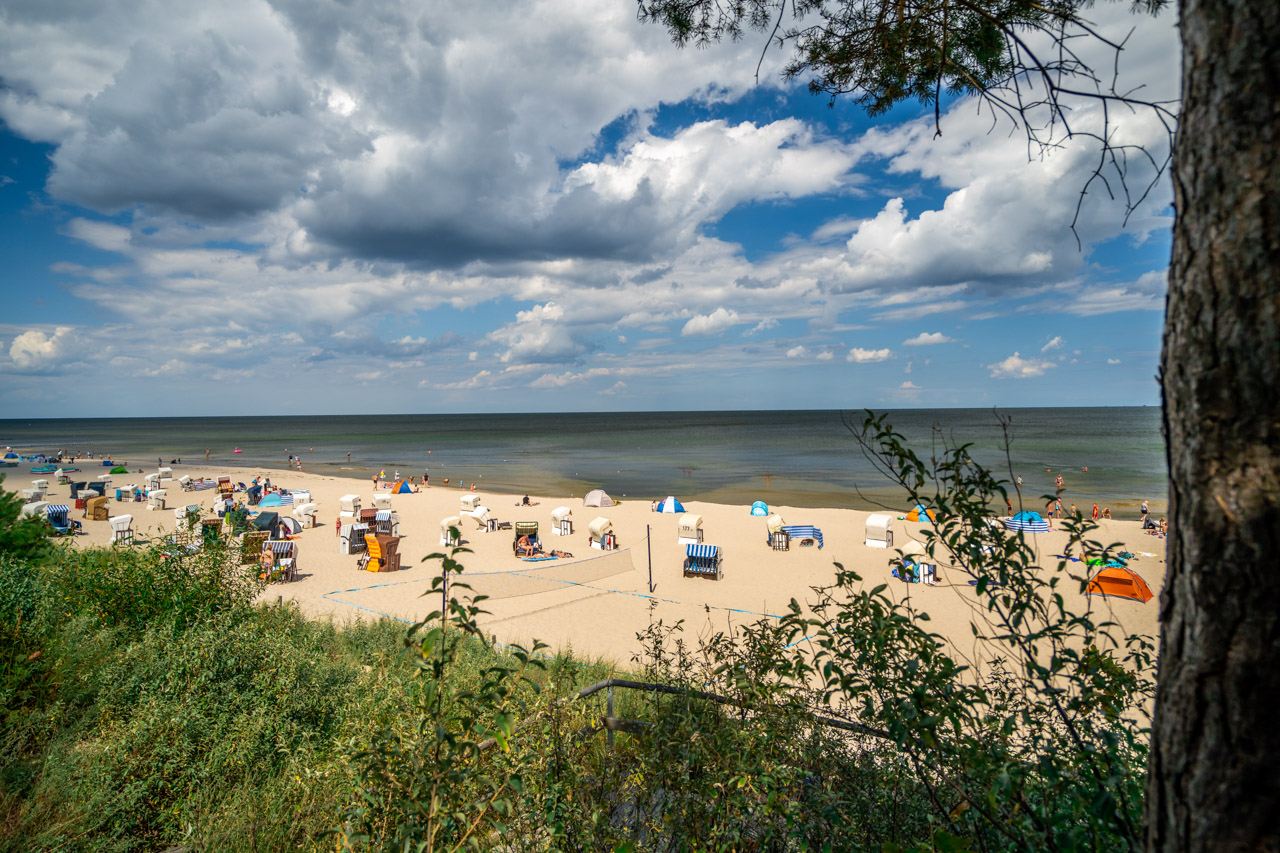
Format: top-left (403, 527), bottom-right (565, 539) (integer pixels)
top-left (0, 0), bottom-right (1179, 418)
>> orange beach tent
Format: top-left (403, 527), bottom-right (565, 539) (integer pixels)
top-left (1085, 565), bottom-right (1154, 603)
top-left (906, 504), bottom-right (936, 523)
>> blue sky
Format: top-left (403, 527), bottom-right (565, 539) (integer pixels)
top-left (0, 1), bottom-right (1177, 417)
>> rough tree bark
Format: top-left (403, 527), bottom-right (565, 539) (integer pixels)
top-left (1148, 0), bottom-right (1280, 849)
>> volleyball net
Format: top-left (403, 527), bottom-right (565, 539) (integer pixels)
top-left (444, 546), bottom-right (637, 601)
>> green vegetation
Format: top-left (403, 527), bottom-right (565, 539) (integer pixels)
top-left (0, 415), bottom-right (1155, 850)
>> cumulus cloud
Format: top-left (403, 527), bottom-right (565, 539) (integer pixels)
top-left (903, 331), bottom-right (954, 346)
top-left (7, 326), bottom-right (86, 373)
top-left (847, 347), bottom-right (892, 363)
top-left (1041, 336), bottom-right (1064, 352)
top-left (1107, 358), bottom-right (1122, 364)
top-left (786, 345), bottom-right (807, 358)
top-left (488, 301), bottom-right (588, 364)
top-left (900, 380), bottom-right (921, 389)
top-left (987, 352), bottom-right (1057, 379)
top-left (681, 307), bottom-right (740, 336)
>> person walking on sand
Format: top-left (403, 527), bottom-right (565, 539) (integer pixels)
top-left (1092, 504), bottom-right (1099, 520)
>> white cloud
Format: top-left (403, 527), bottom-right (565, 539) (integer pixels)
top-left (488, 301), bottom-right (586, 364)
top-left (1041, 336), bottom-right (1064, 352)
top-left (1107, 358), bottom-right (1122, 365)
top-left (900, 381), bottom-right (921, 389)
top-left (987, 352), bottom-right (1057, 379)
top-left (681, 307), bottom-right (740, 337)
top-left (847, 347), bottom-right (892, 363)
top-left (815, 350), bottom-right (834, 361)
top-left (786, 345), bottom-right (807, 359)
top-left (903, 331), bottom-right (954, 346)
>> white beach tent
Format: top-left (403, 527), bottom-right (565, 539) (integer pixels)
top-left (373, 493), bottom-right (392, 511)
top-left (583, 489), bottom-right (613, 507)
top-left (147, 489), bottom-right (167, 510)
top-left (461, 493), bottom-right (482, 511)
top-left (677, 514), bottom-right (703, 545)
top-left (865, 513), bottom-right (894, 548)
top-left (551, 506), bottom-right (573, 535)
top-left (21, 500), bottom-right (48, 518)
top-left (441, 516), bottom-right (462, 546)
top-left (339, 495), bottom-right (361, 520)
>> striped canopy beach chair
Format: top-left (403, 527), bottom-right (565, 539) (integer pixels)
top-left (683, 543), bottom-right (722, 580)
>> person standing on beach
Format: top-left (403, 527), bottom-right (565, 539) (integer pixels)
top-left (1141, 499), bottom-right (1150, 516)
top-left (1092, 504), bottom-right (1099, 520)
top-left (1056, 473), bottom-right (1064, 490)
top-left (205, 448), bottom-right (210, 461)
top-left (347, 451), bottom-right (351, 462)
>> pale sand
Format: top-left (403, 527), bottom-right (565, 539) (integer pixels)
top-left (35, 462), bottom-right (1167, 670)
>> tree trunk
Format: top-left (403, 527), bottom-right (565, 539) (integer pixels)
top-left (1148, 1), bottom-right (1280, 850)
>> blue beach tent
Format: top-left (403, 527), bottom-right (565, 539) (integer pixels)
top-left (393, 480), bottom-right (413, 494)
top-left (656, 496), bottom-right (685, 513)
top-left (1004, 511), bottom-right (1050, 533)
top-left (750, 500), bottom-right (769, 517)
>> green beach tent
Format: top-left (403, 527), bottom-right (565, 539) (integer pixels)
top-left (110, 466), bottom-right (128, 474)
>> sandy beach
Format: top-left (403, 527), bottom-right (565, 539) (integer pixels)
top-left (22, 462), bottom-right (1167, 669)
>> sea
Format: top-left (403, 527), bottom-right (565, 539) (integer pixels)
top-left (0, 408), bottom-right (1168, 516)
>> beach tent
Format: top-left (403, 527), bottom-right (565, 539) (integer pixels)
top-left (257, 493), bottom-right (286, 508)
top-left (392, 480), bottom-right (413, 494)
top-left (750, 501), bottom-right (769, 517)
top-left (583, 489), bottom-right (613, 507)
top-left (109, 465), bottom-right (128, 475)
top-left (2, 452), bottom-right (18, 460)
top-left (373, 494), bottom-right (393, 511)
top-left (656, 496), bottom-right (685, 514)
top-left (1005, 511), bottom-right (1050, 533)
top-left (906, 504), bottom-right (936, 523)
top-left (1085, 566), bottom-right (1154, 603)
top-left (461, 494), bottom-right (482, 511)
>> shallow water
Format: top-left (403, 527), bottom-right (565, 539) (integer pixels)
top-left (0, 407), bottom-right (1167, 516)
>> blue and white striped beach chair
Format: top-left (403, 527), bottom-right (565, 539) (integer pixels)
top-left (683, 543), bottom-right (722, 580)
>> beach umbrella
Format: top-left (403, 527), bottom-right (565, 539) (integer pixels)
top-left (750, 500), bottom-right (769, 517)
top-left (656, 496), bottom-right (685, 513)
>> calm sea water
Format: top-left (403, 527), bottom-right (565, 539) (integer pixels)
top-left (0, 408), bottom-right (1168, 515)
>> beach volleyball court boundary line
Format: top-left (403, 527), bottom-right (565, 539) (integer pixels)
top-left (320, 545), bottom-right (789, 624)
